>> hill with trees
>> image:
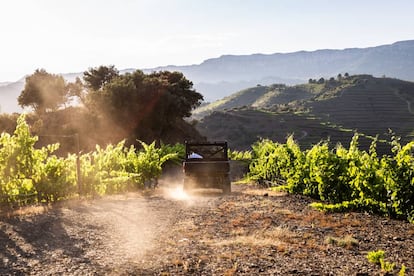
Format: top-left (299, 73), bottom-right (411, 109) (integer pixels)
top-left (195, 74), bottom-right (414, 153)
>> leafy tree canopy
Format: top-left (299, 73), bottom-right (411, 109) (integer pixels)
top-left (83, 65), bottom-right (119, 91)
top-left (18, 69), bottom-right (69, 113)
top-left (83, 66), bottom-right (203, 143)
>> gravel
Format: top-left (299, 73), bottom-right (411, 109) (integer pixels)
top-left (1, 183), bottom-right (413, 275)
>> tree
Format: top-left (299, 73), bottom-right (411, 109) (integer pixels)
top-left (66, 77), bottom-right (83, 98)
top-left (83, 68), bottom-right (203, 143)
top-left (83, 65), bottom-right (119, 91)
top-left (18, 69), bottom-right (69, 113)
top-left (147, 71), bottom-right (203, 119)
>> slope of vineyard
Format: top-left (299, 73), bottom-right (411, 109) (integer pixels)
top-left (196, 108), bottom-right (385, 152)
top-left (192, 84), bottom-right (314, 119)
top-left (308, 76), bottom-right (414, 145)
top-left (195, 75), bottom-right (414, 153)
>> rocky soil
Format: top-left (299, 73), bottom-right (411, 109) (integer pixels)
top-left (1, 183), bottom-right (413, 275)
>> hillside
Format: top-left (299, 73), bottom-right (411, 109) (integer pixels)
top-left (195, 75), bottom-right (414, 153)
top-left (1, 40), bottom-right (414, 114)
top-left (192, 84), bottom-right (315, 119)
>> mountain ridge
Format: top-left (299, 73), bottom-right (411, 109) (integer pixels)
top-left (1, 40), bottom-right (413, 113)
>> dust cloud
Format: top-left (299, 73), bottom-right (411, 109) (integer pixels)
top-left (76, 198), bottom-right (156, 261)
top-left (62, 170), bottom-right (219, 269)
top-left (163, 185), bottom-right (191, 201)
top-left (0, 171), bottom-right (228, 274)
top-left (158, 173), bottom-right (193, 202)
top-left (158, 172), bottom-right (225, 208)
top-left (73, 173), bottom-right (194, 266)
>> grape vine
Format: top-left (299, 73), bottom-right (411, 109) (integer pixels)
top-left (0, 115), bottom-right (183, 207)
top-left (248, 134), bottom-right (414, 223)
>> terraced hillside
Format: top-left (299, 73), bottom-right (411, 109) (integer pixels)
top-left (309, 76), bottom-right (414, 144)
top-left (192, 84), bottom-right (314, 120)
top-left (194, 75), bottom-right (414, 153)
top-left (197, 109), bottom-right (360, 151)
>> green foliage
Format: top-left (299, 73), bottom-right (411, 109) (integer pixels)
top-left (158, 142), bottom-right (185, 164)
top-left (385, 138), bottom-right (414, 222)
top-left (79, 141), bottom-right (135, 196)
top-left (36, 155), bottom-right (77, 202)
top-left (380, 259), bottom-right (395, 273)
top-left (367, 250), bottom-right (385, 265)
top-left (78, 140), bottom-right (180, 196)
top-left (83, 67), bottom-right (203, 143)
top-left (304, 141), bottom-right (351, 201)
top-left (366, 250), bottom-right (400, 274)
top-left (399, 264), bottom-right (406, 276)
top-left (18, 69), bottom-right (70, 113)
top-left (325, 235), bottom-right (358, 248)
top-left (248, 136), bottom-right (305, 192)
top-left (229, 149), bottom-right (252, 162)
top-left (248, 133), bottom-right (414, 223)
top-left (0, 115), bottom-right (184, 206)
top-left (0, 115), bottom-right (50, 204)
top-left (83, 65), bottom-right (119, 91)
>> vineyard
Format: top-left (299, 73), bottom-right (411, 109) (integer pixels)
top-left (248, 134), bottom-right (414, 223)
top-left (2, 115), bottom-right (414, 224)
top-left (1, 115), bottom-right (413, 274)
top-left (0, 115), bottom-right (184, 207)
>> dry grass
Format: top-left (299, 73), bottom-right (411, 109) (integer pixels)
top-left (241, 189), bottom-right (286, 197)
top-left (283, 210), bottom-right (363, 231)
top-left (0, 205), bottom-right (50, 218)
top-left (176, 218), bottom-right (197, 230)
top-left (273, 208), bottom-right (293, 215)
top-left (325, 235), bottom-right (359, 249)
top-left (300, 211), bottom-right (343, 228)
top-left (211, 225), bottom-right (295, 248)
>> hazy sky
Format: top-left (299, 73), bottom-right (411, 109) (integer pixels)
top-left (1, 0), bottom-right (413, 82)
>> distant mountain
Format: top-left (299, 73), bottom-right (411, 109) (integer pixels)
top-left (195, 75), bottom-right (414, 153)
top-left (0, 82), bottom-right (12, 87)
top-left (1, 40), bottom-right (413, 114)
top-left (146, 40), bottom-right (414, 101)
top-left (0, 80), bottom-right (25, 114)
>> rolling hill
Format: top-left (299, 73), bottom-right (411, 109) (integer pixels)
top-left (194, 75), bottom-right (414, 153)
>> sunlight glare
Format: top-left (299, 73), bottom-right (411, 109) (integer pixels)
top-left (165, 186), bottom-right (191, 201)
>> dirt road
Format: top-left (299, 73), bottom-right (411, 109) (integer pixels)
top-left (1, 183), bottom-right (413, 275)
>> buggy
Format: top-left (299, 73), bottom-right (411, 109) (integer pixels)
top-left (183, 141), bottom-right (231, 194)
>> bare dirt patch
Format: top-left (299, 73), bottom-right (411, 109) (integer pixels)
top-left (1, 183), bottom-right (413, 275)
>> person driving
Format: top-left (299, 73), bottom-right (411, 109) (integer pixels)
top-left (188, 152), bottom-right (203, 159)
